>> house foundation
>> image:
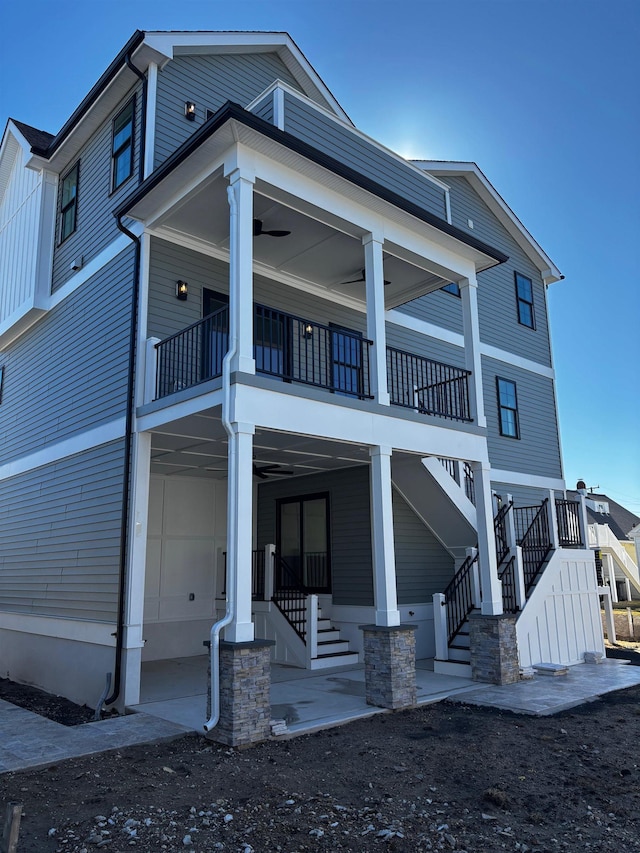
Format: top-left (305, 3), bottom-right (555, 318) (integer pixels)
top-left (469, 613), bottom-right (520, 684)
top-left (361, 624), bottom-right (417, 709)
top-left (206, 639), bottom-right (274, 747)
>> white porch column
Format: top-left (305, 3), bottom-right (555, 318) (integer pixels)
top-left (471, 461), bottom-right (503, 615)
top-left (459, 274), bottom-right (486, 427)
top-left (224, 421), bottom-right (256, 642)
top-left (363, 233), bottom-right (390, 406)
top-left (121, 431), bottom-right (152, 707)
top-left (226, 166), bottom-right (256, 375)
top-left (369, 446), bottom-right (400, 626)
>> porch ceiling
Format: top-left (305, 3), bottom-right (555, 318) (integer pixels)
top-left (154, 176), bottom-right (450, 307)
top-left (149, 412), bottom-right (374, 479)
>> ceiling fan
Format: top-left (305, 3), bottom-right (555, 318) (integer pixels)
top-left (341, 268), bottom-right (391, 286)
top-left (253, 219), bottom-right (291, 238)
top-left (253, 462), bottom-right (295, 480)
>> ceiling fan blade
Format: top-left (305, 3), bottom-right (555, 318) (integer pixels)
top-left (253, 219), bottom-right (291, 238)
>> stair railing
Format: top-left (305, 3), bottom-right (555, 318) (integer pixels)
top-left (514, 499), bottom-right (553, 593)
top-left (272, 553), bottom-right (309, 644)
top-left (441, 549), bottom-right (480, 645)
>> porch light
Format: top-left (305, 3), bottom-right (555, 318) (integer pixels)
top-left (303, 323), bottom-right (313, 340)
top-left (184, 101), bottom-right (196, 121)
top-left (176, 280), bottom-right (189, 301)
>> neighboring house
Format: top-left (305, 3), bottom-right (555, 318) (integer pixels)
top-left (0, 30), bottom-right (603, 745)
top-left (567, 482), bottom-right (640, 601)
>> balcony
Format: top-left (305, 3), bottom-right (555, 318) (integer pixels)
top-left (154, 304), bottom-right (472, 423)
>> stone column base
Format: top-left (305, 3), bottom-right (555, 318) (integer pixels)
top-left (206, 639), bottom-right (274, 747)
top-left (469, 613), bottom-right (519, 685)
top-left (360, 624), bottom-right (417, 709)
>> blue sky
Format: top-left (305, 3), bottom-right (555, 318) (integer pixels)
top-left (2, 0), bottom-right (638, 512)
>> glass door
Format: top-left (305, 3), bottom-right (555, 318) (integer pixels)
top-left (277, 494), bottom-right (331, 592)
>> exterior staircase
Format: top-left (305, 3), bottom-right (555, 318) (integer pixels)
top-left (312, 606), bottom-right (359, 669)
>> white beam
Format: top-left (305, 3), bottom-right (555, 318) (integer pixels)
top-left (471, 461), bottom-right (503, 615)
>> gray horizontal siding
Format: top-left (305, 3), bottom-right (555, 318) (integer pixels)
top-left (251, 93), bottom-right (274, 123)
top-left (257, 465), bottom-right (455, 607)
top-left (491, 482), bottom-right (561, 508)
top-left (483, 355), bottom-right (562, 479)
top-left (52, 82), bottom-right (143, 293)
top-left (283, 94), bottom-right (447, 221)
top-left (154, 53), bottom-right (300, 168)
top-left (446, 176), bottom-right (552, 367)
top-left (393, 490), bottom-right (454, 603)
top-left (0, 248), bottom-right (134, 463)
top-left (147, 238), bottom-right (466, 372)
top-left (395, 287), bottom-right (464, 335)
top-left (256, 466), bottom-right (374, 607)
top-left (0, 440), bottom-right (124, 621)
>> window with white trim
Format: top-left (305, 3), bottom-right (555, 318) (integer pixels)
top-left (496, 377), bottom-right (519, 438)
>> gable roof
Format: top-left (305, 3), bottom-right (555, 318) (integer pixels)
top-left (567, 490), bottom-right (640, 540)
top-left (9, 30), bottom-right (351, 172)
top-left (412, 160), bottom-right (562, 284)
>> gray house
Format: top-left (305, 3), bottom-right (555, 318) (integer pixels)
top-left (0, 30), bottom-right (603, 745)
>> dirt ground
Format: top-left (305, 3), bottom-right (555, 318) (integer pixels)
top-left (2, 669), bottom-right (640, 853)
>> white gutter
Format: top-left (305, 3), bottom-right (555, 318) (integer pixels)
top-left (204, 184), bottom-right (238, 733)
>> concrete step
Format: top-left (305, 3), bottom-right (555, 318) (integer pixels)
top-left (433, 658), bottom-right (472, 678)
top-left (310, 651), bottom-right (360, 670)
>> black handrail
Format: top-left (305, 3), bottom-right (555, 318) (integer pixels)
top-left (272, 553), bottom-right (308, 643)
top-left (387, 346), bottom-right (472, 422)
top-left (499, 556), bottom-right (519, 613)
top-left (514, 500), bottom-right (553, 593)
top-left (442, 552), bottom-right (478, 645)
top-left (220, 549), bottom-right (267, 601)
top-left (494, 500), bottom-right (513, 567)
top-left (555, 499), bottom-right (583, 547)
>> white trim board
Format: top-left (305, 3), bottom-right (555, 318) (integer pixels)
top-left (0, 418), bottom-right (126, 482)
top-left (490, 470), bottom-right (565, 491)
top-left (0, 612), bottom-right (116, 645)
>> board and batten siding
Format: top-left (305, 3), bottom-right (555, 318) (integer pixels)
top-left (153, 53), bottom-right (301, 168)
top-left (0, 139), bottom-right (43, 324)
top-left (482, 355), bottom-right (562, 479)
top-left (282, 93), bottom-right (448, 222)
top-left (51, 82), bottom-right (143, 293)
top-left (147, 238), bottom-right (466, 374)
top-left (0, 440), bottom-right (124, 621)
top-left (256, 466), bottom-right (454, 608)
top-left (0, 248), bottom-right (133, 465)
top-left (445, 175), bottom-right (552, 367)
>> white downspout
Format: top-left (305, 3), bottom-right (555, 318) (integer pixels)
top-left (204, 184), bottom-right (239, 733)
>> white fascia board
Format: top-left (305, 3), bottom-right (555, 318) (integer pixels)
top-left (413, 160), bottom-right (562, 282)
top-left (490, 469), bottom-right (565, 491)
top-left (143, 31), bottom-right (352, 124)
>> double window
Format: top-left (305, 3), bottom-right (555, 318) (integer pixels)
top-left (111, 98), bottom-right (135, 191)
top-left (515, 272), bottom-right (535, 329)
top-left (59, 162), bottom-right (79, 243)
top-left (496, 377), bottom-right (519, 438)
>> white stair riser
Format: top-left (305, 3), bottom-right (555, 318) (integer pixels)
top-left (310, 653), bottom-right (359, 670)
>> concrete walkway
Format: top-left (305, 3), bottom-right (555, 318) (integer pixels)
top-left (1, 658), bottom-right (639, 775)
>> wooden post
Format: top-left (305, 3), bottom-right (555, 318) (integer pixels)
top-left (1, 803), bottom-right (22, 853)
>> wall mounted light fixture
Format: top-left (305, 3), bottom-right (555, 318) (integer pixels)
top-left (185, 101), bottom-right (196, 121)
top-left (302, 323), bottom-right (313, 340)
top-left (176, 280), bottom-right (189, 301)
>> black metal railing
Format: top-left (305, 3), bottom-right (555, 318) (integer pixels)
top-left (463, 462), bottom-right (475, 505)
top-left (272, 553), bottom-right (308, 643)
top-left (443, 552), bottom-right (478, 645)
top-left (494, 501), bottom-right (513, 567)
top-left (555, 499), bottom-right (583, 547)
top-left (438, 457), bottom-right (459, 482)
top-left (387, 346), bottom-right (472, 422)
top-left (221, 549), bottom-right (267, 601)
top-left (156, 305), bottom-right (229, 399)
top-left (514, 500), bottom-right (553, 593)
top-left (498, 556), bottom-right (519, 613)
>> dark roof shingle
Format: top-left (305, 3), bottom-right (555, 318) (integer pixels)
top-left (10, 119), bottom-right (55, 154)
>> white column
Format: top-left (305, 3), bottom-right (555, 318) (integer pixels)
top-left (624, 578), bottom-right (632, 602)
top-left (468, 547), bottom-right (481, 608)
top-left (432, 593), bottom-right (448, 660)
top-left (547, 490), bottom-right (560, 550)
top-left (226, 167), bottom-right (256, 375)
top-left (459, 274), bottom-right (486, 427)
top-left (370, 446), bottom-right (400, 626)
top-left (121, 431), bottom-right (152, 706)
top-left (606, 553), bottom-right (618, 603)
top-left (363, 233), bottom-right (390, 406)
top-left (224, 421), bottom-right (256, 642)
top-left (471, 461), bottom-right (503, 615)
